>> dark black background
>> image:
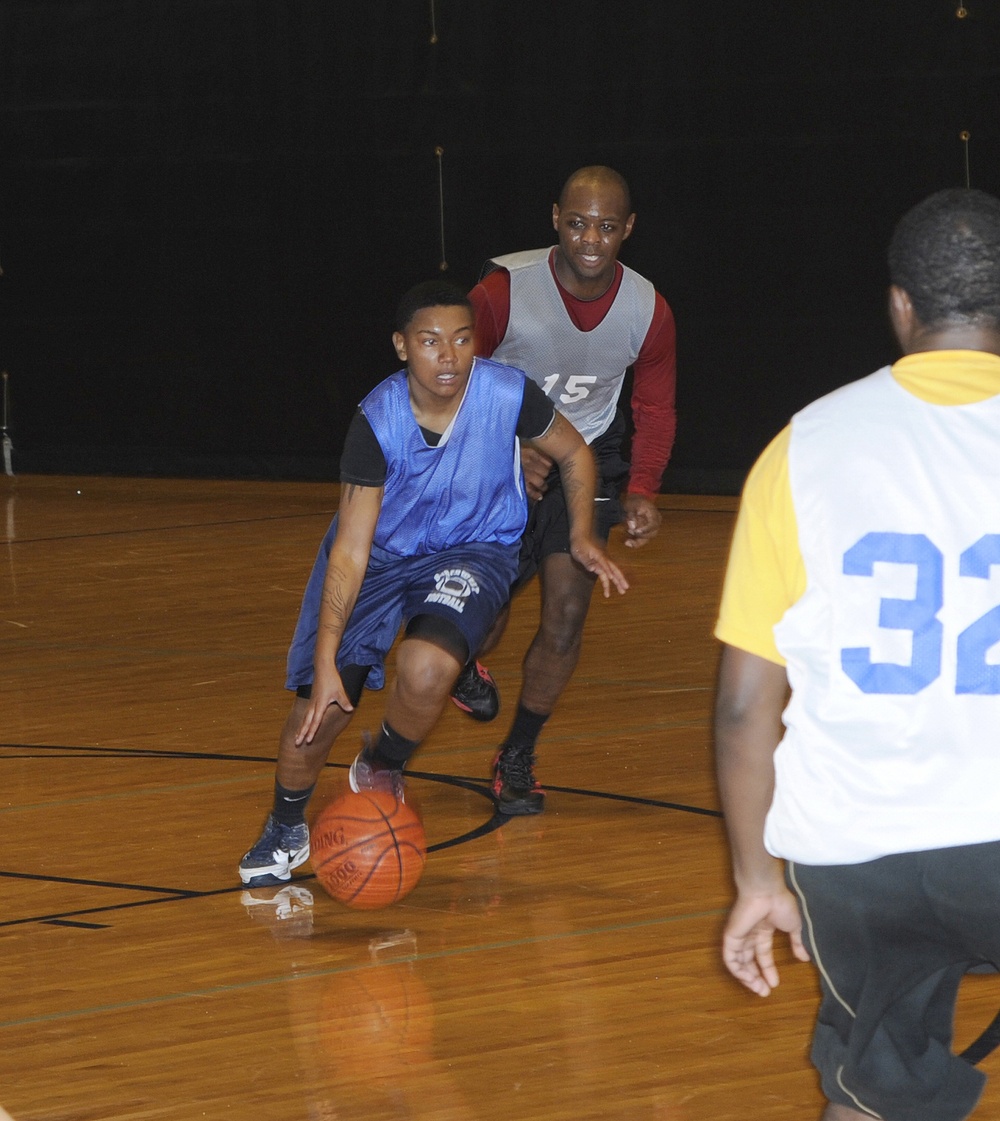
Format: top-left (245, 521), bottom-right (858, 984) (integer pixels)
top-left (2, 1), bottom-right (998, 491)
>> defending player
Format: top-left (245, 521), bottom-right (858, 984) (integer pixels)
top-left (715, 188), bottom-right (1000, 1120)
top-left (451, 165), bottom-right (677, 815)
top-left (238, 280), bottom-right (627, 888)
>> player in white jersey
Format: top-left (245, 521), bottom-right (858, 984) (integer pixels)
top-left (715, 188), bottom-right (1000, 1120)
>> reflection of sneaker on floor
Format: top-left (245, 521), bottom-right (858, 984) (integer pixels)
top-left (491, 743), bottom-right (545, 815)
top-left (450, 660), bottom-right (500, 722)
top-left (369, 929), bottom-right (419, 962)
top-left (238, 815), bottom-right (310, 886)
top-left (308, 1104), bottom-right (340, 1121)
top-left (242, 885), bottom-right (315, 938)
top-left (349, 736), bottom-right (405, 801)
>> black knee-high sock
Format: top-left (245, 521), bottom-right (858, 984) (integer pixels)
top-left (271, 780), bottom-right (315, 826)
top-left (370, 721), bottom-right (420, 769)
top-left (506, 704), bottom-right (549, 751)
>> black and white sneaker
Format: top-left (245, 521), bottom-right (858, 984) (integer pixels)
top-left (238, 815), bottom-right (310, 886)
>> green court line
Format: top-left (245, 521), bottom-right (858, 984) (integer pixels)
top-left (0, 907), bottom-right (728, 1030)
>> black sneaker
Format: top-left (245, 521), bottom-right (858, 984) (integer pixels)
top-left (491, 742), bottom-right (545, 815)
top-left (451, 660), bottom-right (500, 722)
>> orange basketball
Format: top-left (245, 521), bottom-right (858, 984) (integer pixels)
top-left (310, 790), bottom-right (427, 910)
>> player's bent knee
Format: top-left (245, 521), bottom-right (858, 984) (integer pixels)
top-left (540, 593), bottom-right (591, 650)
top-left (398, 632), bottom-right (464, 698)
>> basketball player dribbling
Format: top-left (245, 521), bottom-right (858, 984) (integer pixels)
top-left (238, 279), bottom-right (627, 889)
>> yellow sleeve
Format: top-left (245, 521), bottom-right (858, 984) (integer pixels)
top-left (714, 426), bottom-right (805, 665)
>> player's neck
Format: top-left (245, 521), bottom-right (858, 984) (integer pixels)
top-left (903, 325), bottom-right (1000, 359)
top-left (407, 383), bottom-right (464, 433)
top-left (890, 289), bottom-right (1000, 358)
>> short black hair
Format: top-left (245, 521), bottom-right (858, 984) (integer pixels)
top-left (888, 188), bottom-right (1000, 329)
top-left (394, 280), bottom-right (473, 333)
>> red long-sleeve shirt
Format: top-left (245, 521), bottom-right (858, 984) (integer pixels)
top-left (469, 253), bottom-right (677, 498)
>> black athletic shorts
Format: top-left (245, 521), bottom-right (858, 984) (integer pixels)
top-left (513, 409), bottom-right (629, 591)
top-left (788, 840), bottom-right (1000, 1121)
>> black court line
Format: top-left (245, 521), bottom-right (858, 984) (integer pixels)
top-left (0, 811), bottom-right (507, 929)
top-left (42, 919), bottom-right (110, 929)
top-left (962, 1007), bottom-right (1000, 1065)
top-left (0, 894), bottom-right (225, 930)
top-left (3, 747), bottom-right (997, 1065)
top-left (0, 742), bottom-right (720, 929)
top-left (0, 874), bottom-right (296, 929)
top-left (545, 785), bottom-right (721, 818)
top-left (0, 869), bottom-right (202, 896)
top-left (0, 743), bottom-right (281, 762)
top-left (0, 743), bottom-right (722, 818)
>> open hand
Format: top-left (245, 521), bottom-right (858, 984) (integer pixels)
top-left (294, 667), bottom-right (354, 745)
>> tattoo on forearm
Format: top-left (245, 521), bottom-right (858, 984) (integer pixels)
top-left (321, 561), bottom-right (357, 634)
top-left (548, 418), bottom-right (596, 535)
top-left (560, 456), bottom-right (583, 500)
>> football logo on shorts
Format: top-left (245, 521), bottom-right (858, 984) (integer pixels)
top-left (425, 568), bottom-right (480, 613)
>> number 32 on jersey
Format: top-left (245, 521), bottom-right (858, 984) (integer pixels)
top-left (841, 532), bottom-right (1000, 695)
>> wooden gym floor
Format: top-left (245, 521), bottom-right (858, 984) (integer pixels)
top-left (1, 474), bottom-right (998, 1121)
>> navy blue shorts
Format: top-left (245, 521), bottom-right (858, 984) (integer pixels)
top-left (789, 840), bottom-right (1000, 1121)
top-left (285, 517), bottom-right (519, 692)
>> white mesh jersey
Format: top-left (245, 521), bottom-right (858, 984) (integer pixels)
top-left (768, 365), bottom-right (1000, 864)
top-left (488, 248), bottom-right (656, 444)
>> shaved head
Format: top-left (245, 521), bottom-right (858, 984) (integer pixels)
top-left (558, 166), bottom-right (632, 216)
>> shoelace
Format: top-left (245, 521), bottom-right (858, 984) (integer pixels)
top-left (501, 746), bottom-right (537, 790)
top-left (460, 663), bottom-right (493, 697)
top-left (261, 818), bottom-right (305, 848)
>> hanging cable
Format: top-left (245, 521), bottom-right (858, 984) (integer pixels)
top-left (960, 131), bottom-right (971, 188)
top-left (435, 146), bottom-right (448, 271)
top-left (2, 371), bottom-right (13, 477)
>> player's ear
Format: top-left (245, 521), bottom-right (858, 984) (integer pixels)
top-left (888, 285), bottom-right (918, 351)
top-left (552, 203), bottom-right (560, 231)
top-left (622, 213), bottom-right (636, 240)
top-left (392, 331), bottom-right (408, 362)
